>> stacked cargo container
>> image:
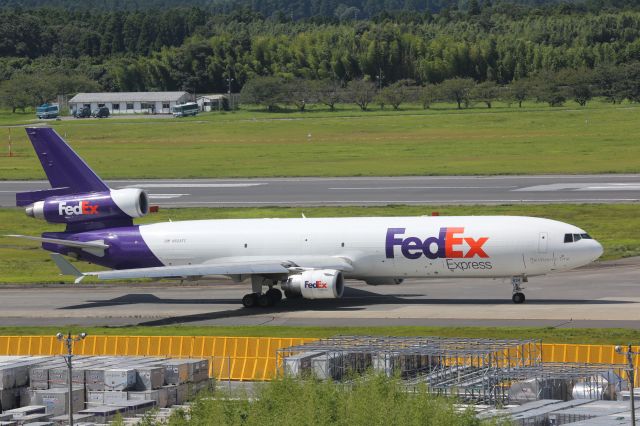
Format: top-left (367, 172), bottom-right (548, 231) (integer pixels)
top-left (0, 356), bottom-right (213, 425)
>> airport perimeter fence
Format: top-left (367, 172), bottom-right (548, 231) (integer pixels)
top-left (0, 336), bottom-right (637, 384)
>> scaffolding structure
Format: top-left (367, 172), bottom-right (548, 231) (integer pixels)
top-left (277, 336), bottom-right (627, 405)
top-left (499, 362), bottom-right (628, 402)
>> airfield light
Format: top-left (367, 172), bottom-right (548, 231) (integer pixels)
top-left (56, 331), bottom-right (88, 426)
top-left (615, 344), bottom-right (638, 426)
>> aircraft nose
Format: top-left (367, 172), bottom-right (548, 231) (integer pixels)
top-left (592, 239), bottom-right (604, 260)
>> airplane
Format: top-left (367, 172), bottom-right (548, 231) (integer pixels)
top-left (8, 127), bottom-right (604, 308)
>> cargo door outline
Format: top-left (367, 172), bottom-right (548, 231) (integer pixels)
top-left (538, 232), bottom-right (548, 253)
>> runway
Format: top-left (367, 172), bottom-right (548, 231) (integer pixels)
top-left (0, 257), bottom-right (637, 328)
top-left (1, 174), bottom-right (639, 207)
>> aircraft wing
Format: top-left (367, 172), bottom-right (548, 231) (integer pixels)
top-left (50, 254), bottom-right (353, 284)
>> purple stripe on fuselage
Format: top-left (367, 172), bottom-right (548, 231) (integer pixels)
top-left (42, 226), bottom-right (163, 270)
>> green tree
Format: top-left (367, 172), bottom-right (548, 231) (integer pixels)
top-left (438, 78), bottom-right (475, 109)
top-left (419, 84), bottom-right (438, 109)
top-left (378, 79), bottom-right (415, 110)
top-left (240, 76), bottom-right (285, 111)
top-left (283, 78), bottom-right (315, 111)
top-left (532, 72), bottom-right (567, 107)
top-left (312, 79), bottom-right (343, 111)
top-left (346, 79), bottom-right (377, 111)
top-left (620, 62), bottom-right (640, 103)
top-left (593, 64), bottom-right (625, 104)
top-left (0, 78), bottom-right (32, 112)
top-left (557, 68), bottom-right (594, 107)
top-left (508, 78), bottom-right (532, 108)
top-left (472, 81), bottom-right (499, 108)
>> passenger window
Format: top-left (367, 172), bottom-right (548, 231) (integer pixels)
top-left (573, 234), bottom-right (582, 242)
top-left (564, 234), bottom-right (573, 243)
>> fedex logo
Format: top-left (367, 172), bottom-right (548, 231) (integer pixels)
top-left (58, 201), bottom-right (99, 216)
top-left (385, 227), bottom-right (489, 260)
top-left (304, 280), bottom-right (328, 289)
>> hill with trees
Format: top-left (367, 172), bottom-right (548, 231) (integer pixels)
top-left (1, 0), bottom-right (640, 110)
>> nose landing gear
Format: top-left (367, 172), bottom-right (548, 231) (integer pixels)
top-left (511, 275), bottom-right (527, 304)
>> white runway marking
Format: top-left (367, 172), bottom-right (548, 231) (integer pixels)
top-left (122, 183), bottom-right (265, 188)
top-left (515, 183), bottom-right (640, 192)
top-left (330, 186), bottom-right (517, 190)
top-left (577, 184), bottom-right (640, 191)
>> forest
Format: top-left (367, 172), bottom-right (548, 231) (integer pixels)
top-left (1, 0), bottom-right (640, 109)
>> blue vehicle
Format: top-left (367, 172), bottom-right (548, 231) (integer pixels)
top-left (36, 103), bottom-right (59, 119)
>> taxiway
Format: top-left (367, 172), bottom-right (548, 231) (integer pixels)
top-left (0, 257), bottom-right (637, 328)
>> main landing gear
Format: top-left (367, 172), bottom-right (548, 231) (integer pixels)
top-left (242, 276), bottom-right (283, 308)
top-left (511, 275), bottom-right (527, 304)
top-left (242, 288), bottom-right (282, 308)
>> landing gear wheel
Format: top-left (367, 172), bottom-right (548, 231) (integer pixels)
top-left (242, 293), bottom-right (258, 308)
top-left (512, 292), bottom-right (526, 304)
top-left (257, 293), bottom-right (272, 307)
top-left (266, 288), bottom-right (282, 304)
top-left (510, 275), bottom-right (527, 304)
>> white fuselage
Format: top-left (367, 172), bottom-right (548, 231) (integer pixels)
top-left (138, 216), bottom-right (603, 280)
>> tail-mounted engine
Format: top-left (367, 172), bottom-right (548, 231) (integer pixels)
top-left (282, 269), bottom-right (345, 299)
top-left (25, 188), bottom-right (149, 224)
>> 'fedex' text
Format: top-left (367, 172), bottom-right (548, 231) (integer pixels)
top-left (304, 280), bottom-right (328, 289)
top-left (386, 227), bottom-right (489, 259)
top-left (58, 201), bottom-right (99, 216)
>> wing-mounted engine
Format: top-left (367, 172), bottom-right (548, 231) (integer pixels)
top-left (282, 269), bottom-right (345, 299)
top-left (25, 188), bottom-right (149, 225)
top-left (364, 278), bottom-right (404, 286)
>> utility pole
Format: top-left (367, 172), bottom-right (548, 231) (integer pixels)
top-left (616, 344), bottom-right (638, 426)
top-left (376, 68), bottom-right (384, 90)
top-left (57, 332), bottom-right (87, 426)
top-left (8, 127), bottom-right (12, 157)
top-left (227, 76), bottom-right (235, 110)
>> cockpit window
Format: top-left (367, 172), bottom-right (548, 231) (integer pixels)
top-left (565, 233), bottom-right (594, 243)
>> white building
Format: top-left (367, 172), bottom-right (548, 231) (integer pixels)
top-left (197, 94), bottom-right (227, 112)
top-left (196, 93), bottom-right (240, 111)
top-left (68, 92), bottom-right (192, 115)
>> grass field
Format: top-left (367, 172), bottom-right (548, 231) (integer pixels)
top-left (0, 101), bottom-right (638, 179)
top-left (0, 325), bottom-right (638, 345)
top-left (0, 203), bottom-right (638, 283)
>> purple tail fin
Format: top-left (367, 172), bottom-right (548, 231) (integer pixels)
top-left (16, 128), bottom-right (109, 206)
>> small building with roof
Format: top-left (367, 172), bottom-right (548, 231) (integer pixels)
top-left (68, 91), bottom-right (192, 115)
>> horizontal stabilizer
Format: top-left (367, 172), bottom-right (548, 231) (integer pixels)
top-left (16, 187), bottom-right (71, 206)
top-left (5, 234), bottom-right (108, 257)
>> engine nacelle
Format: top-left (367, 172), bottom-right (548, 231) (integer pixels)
top-left (25, 188), bottom-right (148, 224)
top-left (282, 269), bottom-right (345, 299)
top-left (364, 278), bottom-right (404, 286)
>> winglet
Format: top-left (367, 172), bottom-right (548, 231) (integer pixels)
top-left (50, 253), bottom-right (86, 283)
